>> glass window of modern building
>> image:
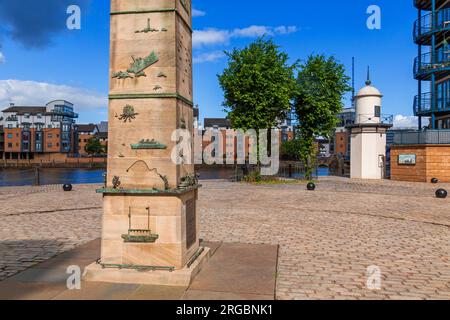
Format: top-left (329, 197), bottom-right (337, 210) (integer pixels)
top-left (414, 0), bottom-right (450, 129)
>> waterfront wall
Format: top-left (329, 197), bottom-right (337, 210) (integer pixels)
top-left (390, 144), bottom-right (450, 182)
top-left (0, 157), bottom-right (107, 168)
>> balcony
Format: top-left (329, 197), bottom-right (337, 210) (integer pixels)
top-left (5, 116), bottom-right (18, 122)
top-left (392, 129), bottom-right (450, 145)
top-left (414, 50), bottom-right (450, 80)
top-left (51, 109), bottom-right (79, 119)
top-left (414, 8), bottom-right (450, 45)
top-left (353, 114), bottom-right (393, 125)
top-left (414, 0), bottom-right (450, 11)
top-left (414, 92), bottom-right (450, 116)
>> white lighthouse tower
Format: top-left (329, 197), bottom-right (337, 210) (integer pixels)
top-left (348, 68), bottom-right (393, 179)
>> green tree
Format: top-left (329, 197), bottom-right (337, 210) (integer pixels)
top-left (294, 55), bottom-right (351, 180)
top-left (84, 138), bottom-right (105, 155)
top-left (280, 139), bottom-right (302, 161)
top-left (218, 38), bottom-right (298, 162)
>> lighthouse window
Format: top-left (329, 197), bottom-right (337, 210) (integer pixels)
top-left (374, 105), bottom-right (381, 118)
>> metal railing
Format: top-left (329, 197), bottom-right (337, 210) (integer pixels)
top-left (414, 7), bottom-right (450, 42)
top-left (51, 110), bottom-right (79, 118)
top-left (392, 129), bottom-right (450, 145)
top-left (414, 49), bottom-right (450, 79)
top-left (354, 114), bottom-right (393, 125)
top-left (414, 92), bottom-right (450, 115)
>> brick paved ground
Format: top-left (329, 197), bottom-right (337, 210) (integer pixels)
top-left (0, 185), bottom-right (102, 280)
top-left (0, 178), bottom-right (449, 299)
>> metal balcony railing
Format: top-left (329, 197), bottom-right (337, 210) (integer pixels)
top-left (414, 49), bottom-right (450, 79)
top-left (414, 0), bottom-right (450, 11)
top-left (414, 92), bottom-right (450, 115)
top-left (392, 129), bottom-right (450, 145)
top-left (52, 109), bottom-right (79, 118)
top-left (414, 8), bottom-right (450, 42)
top-left (354, 114), bottom-right (393, 125)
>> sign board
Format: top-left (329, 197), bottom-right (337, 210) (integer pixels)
top-left (398, 154), bottom-right (416, 165)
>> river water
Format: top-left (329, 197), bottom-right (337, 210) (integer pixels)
top-left (0, 167), bottom-right (330, 187)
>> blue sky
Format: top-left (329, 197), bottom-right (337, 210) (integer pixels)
top-left (0, 0), bottom-right (419, 127)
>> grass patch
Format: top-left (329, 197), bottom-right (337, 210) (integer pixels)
top-left (241, 172), bottom-right (316, 185)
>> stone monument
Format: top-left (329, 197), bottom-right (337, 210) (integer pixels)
top-left (85, 0), bottom-right (209, 286)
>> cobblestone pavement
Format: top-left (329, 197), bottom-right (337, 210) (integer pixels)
top-left (199, 178), bottom-right (450, 300)
top-left (0, 185), bottom-right (102, 280)
top-left (1, 178), bottom-right (449, 299)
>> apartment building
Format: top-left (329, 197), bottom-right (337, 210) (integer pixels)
top-left (414, 0), bottom-right (450, 129)
top-left (330, 107), bottom-right (355, 159)
top-left (76, 123), bottom-right (99, 155)
top-left (202, 118), bottom-right (296, 162)
top-left (0, 100), bottom-right (78, 160)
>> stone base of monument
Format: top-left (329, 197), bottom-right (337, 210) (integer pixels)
top-left (83, 247), bottom-right (210, 287)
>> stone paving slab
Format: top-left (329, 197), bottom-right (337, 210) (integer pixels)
top-left (189, 243), bottom-right (278, 297)
top-left (0, 239), bottom-right (278, 300)
top-left (181, 290), bottom-right (273, 300)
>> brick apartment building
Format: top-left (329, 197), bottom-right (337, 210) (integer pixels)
top-left (330, 107), bottom-right (355, 159)
top-left (0, 100), bottom-right (79, 160)
top-left (74, 123), bottom-right (109, 155)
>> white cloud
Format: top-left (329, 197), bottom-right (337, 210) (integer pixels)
top-left (193, 25), bottom-right (298, 48)
top-left (393, 115), bottom-right (419, 129)
top-left (232, 26), bottom-right (272, 38)
top-left (193, 29), bottom-right (230, 47)
top-left (274, 26), bottom-right (298, 35)
top-left (193, 51), bottom-right (225, 64)
top-left (192, 8), bottom-right (206, 17)
top-left (0, 52), bottom-right (5, 64)
top-left (0, 80), bottom-right (107, 114)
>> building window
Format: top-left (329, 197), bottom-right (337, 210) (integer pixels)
top-left (48, 143), bottom-right (53, 148)
top-left (48, 134), bottom-right (53, 139)
top-left (48, 125), bottom-right (52, 129)
top-left (7, 133), bottom-right (13, 139)
top-left (7, 143), bottom-right (12, 148)
top-left (374, 106), bottom-right (381, 118)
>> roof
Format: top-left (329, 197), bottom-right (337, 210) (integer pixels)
top-left (77, 124), bottom-right (98, 133)
top-left (204, 118), bottom-right (232, 128)
top-left (356, 85), bottom-right (382, 97)
top-left (95, 132), bottom-right (108, 139)
top-left (97, 121), bottom-right (108, 133)
top-left (2, 106), bottom-right (46, 114)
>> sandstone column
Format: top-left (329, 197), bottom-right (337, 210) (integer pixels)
top-left (85, 0), bottom-right (208, 286)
